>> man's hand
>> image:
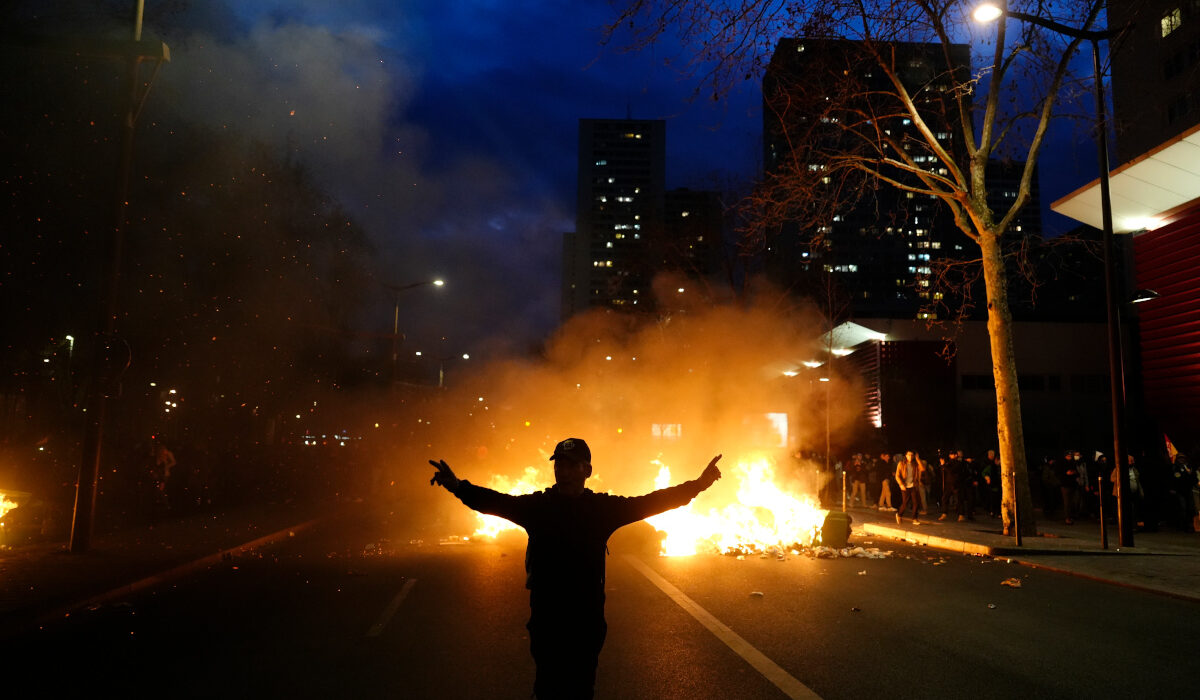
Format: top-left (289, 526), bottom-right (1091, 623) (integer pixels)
top-left (429, 459), bottom-right (460, 492)
top-left (697, 454), bottom-right (722, 490)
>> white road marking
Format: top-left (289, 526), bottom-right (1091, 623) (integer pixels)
top-left (366, 578), bottom-right (418, 638)
top-left (624, 555), bottom-right (822, 700)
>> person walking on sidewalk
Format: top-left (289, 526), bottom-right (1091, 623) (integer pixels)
top-left (939, 450), bottom-right (963, 521)
top-left (875, 452), bottom-right (895, 511)
top-left (1056, 450), bottom-right (1080, 525)
top-left (429, 438), bottom-right (722, 699)
top-left (894, 451), bottom-right (921, 524)
top-left (849, 453), bottom-right (868, 507)
top-left (915, 451), bottom-right (931, 515)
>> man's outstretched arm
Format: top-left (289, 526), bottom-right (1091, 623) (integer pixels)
top-left (612, 454), bottom-right (723, 527)
top-left (429, 458), bottom-right (529, 524)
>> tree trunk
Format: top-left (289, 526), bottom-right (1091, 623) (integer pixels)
top-left (979, 231), bottom-right (1037, 536)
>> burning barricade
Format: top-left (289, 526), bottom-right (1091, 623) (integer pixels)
top-left (466, 453), bottom-right (879, 559)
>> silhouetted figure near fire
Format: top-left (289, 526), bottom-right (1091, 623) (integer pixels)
top-left (430, 438), bottom-right (722, 699)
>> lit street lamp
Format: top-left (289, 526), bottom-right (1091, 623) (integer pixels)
top-left (382, 279), bottom-right (444, 384)
top-left (975, 2), bottom-right (1133, 547)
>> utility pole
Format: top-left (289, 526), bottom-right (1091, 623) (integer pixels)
top-left (69, 1), bottom-right (170, 552)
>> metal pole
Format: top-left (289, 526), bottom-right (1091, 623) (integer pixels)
top-left (1012, 468), bottom-right (1022, 546)
top-left (70, 21), bottom-right (144, 553)
top-left (1093, 37), bottom-right (1132, 547)
top-left (391, 297), bottom-right (400, 385)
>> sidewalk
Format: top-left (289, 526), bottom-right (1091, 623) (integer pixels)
top-left (0, 500), bottom-right (328, 639)
top-left (846, 505), bottom-right (1200, 602)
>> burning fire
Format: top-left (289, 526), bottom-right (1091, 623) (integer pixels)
top-left (471, 455), bottom-right (828, 556)
top-left (473, 466), bottom-right (548, 538)
top-left (0, 492), bottom-right (17, 522)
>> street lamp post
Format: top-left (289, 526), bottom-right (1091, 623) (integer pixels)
top-left (66, 1), bottom-right (170, 554)
top-left (382, 279), bottom-right (444, 384)
top-left (975, 2), bottom-right (1133, 546)
top-left (414, 348), bottom-right (470, 388)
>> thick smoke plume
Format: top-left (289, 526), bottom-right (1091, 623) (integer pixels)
top-left (378, 279), bottom-right (864, 536)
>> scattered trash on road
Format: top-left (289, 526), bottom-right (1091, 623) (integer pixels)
top-left (750, 591), bottom-right (765, 598)
top-left (1001, 577), bottom-right (1023, 588)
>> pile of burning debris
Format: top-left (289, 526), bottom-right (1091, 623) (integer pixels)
top-left (724, 543), bottom-right (893, 560)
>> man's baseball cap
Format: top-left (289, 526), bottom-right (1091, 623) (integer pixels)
top-left (550, 438), bottom-right (591, 464)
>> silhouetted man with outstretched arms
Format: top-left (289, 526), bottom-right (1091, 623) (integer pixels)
top-left (430, 437), bottom-right (722, 699)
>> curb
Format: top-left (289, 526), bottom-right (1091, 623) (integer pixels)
top-left (860, 522), bottom-right (995, 556)
top-left (34, 516), bottom-right (322, 627)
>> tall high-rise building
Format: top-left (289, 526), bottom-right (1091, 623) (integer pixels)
top-left (563, 119), bottom-right (666, 318)
top-left (662, 188), bottom-right (723, 280)
top-left (1109, 1), bottom-right (1200, 164)
top-left (761, 38), bottom-right (975, 320)
top-left (563, 120), bottom-right (725, 319)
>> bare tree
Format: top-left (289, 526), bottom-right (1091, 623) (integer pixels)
top-left (609, 0), bottom-right (1109, 536)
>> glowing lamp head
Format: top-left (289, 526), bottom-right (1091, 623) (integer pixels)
top-left (973, 3), bottom-right (1003, 22)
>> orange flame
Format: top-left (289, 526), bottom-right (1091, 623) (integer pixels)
top-left (472, 466), bottom-right (546, 538)
top-left (0, 493), bottom-right (17, 522)
top-left (472, 454), bottom-right (828, 556)
top-left (647, 455), bottom-right (827, 555)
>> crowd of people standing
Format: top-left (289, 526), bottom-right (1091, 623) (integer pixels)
top-left (838, 447), bottom-right (1199, 532)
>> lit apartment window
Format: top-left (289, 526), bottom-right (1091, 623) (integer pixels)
top-left (1162, 8), bottom-right (1182, 37)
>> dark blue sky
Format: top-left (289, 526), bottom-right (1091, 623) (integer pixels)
top-left (152, 0), bottom-right (1092, 358)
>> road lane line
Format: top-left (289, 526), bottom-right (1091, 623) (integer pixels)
top-left (624, 555), bottom-right (821, 700)
top-left (366, 578), bottom-right (417, 638)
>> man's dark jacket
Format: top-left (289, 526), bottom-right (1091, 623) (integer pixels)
top-left (453, 479), bottom-right (708, 599)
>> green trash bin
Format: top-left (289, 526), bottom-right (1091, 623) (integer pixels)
top-left (820, 511), bottom-right (852, 548)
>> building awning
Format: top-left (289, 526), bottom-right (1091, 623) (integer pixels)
top-left (1051, 122), bottom-right (1200, 233)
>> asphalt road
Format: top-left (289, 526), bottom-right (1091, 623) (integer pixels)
top-left (4, 508), bottom-right (1195, 699)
